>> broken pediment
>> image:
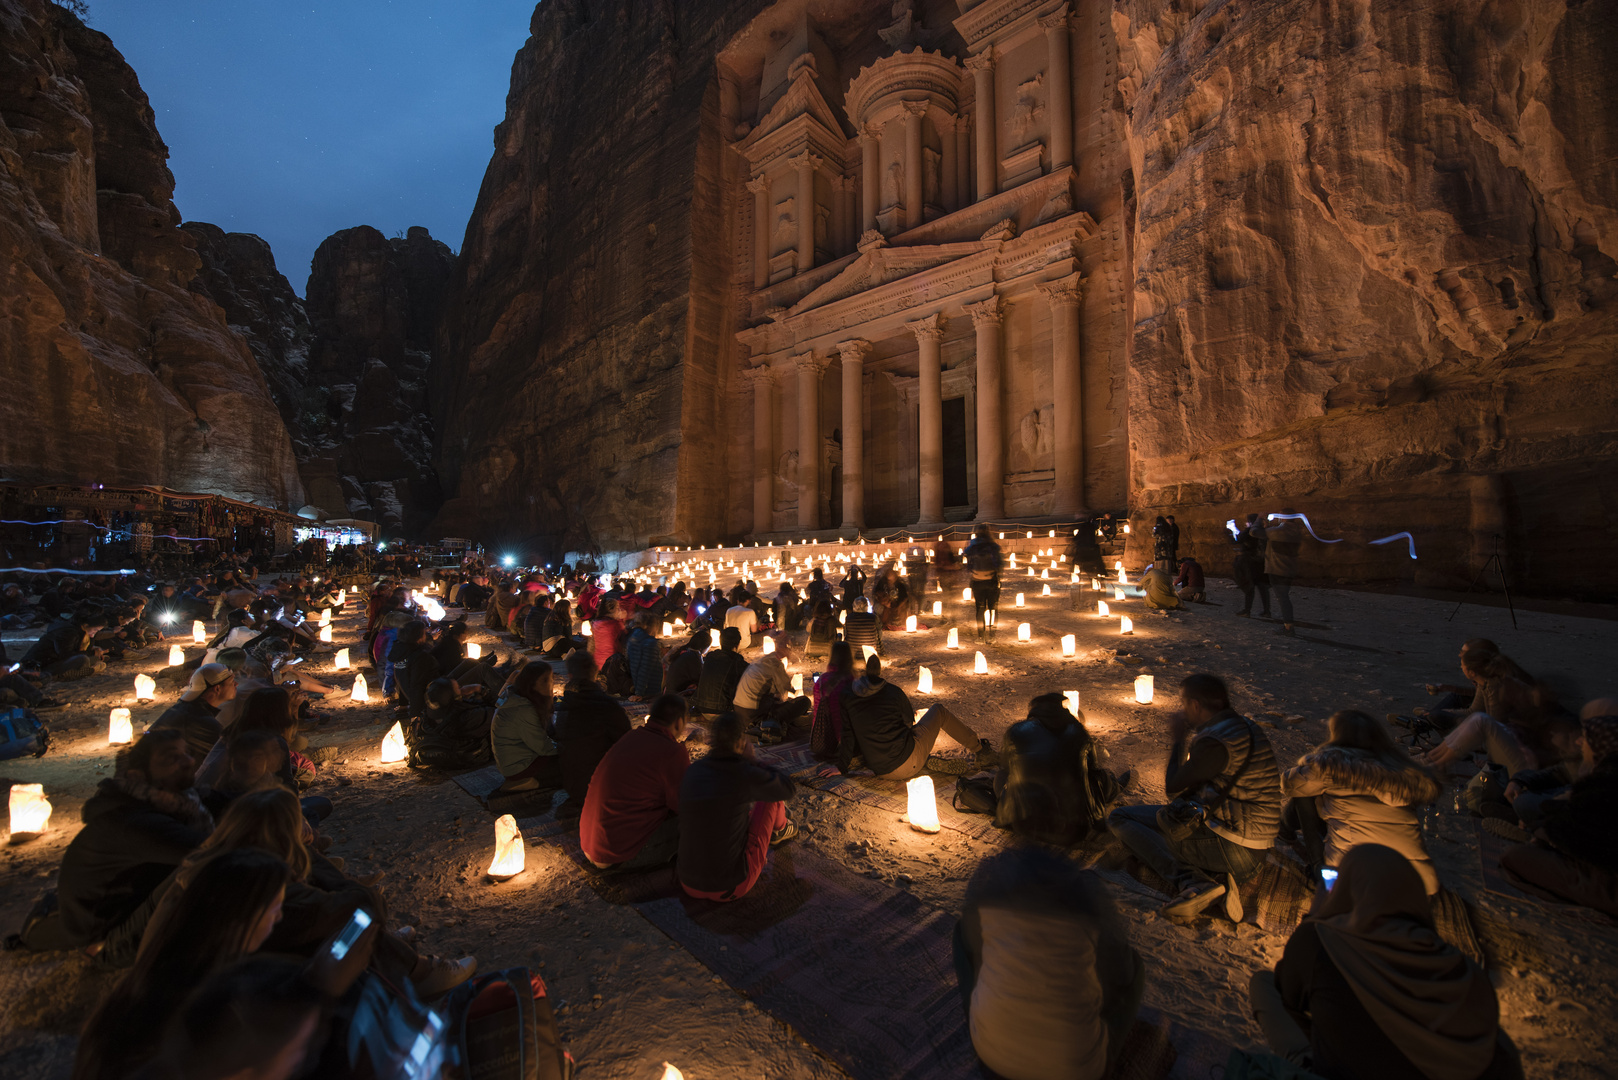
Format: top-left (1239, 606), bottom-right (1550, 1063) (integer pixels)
top-left (737, 53), bottom-right (848, 164)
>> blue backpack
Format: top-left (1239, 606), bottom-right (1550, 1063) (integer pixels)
top-left (0, 707), bottom-right (49, 761)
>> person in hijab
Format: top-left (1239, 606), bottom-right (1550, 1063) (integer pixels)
top-left (1248, 844), bottom-right (1520, 1080)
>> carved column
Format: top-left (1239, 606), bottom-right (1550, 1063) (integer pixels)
top-left (1041, 274), bottom-right (1085, 516)
top-left (747, 176), bottom-right (769, 289)
top-left (794, 352), bottom-right (829, 529)
top-left (909, 314), bottom-right (948, 524)
top-left (837, 340), bottom-right (871, 531)
top-left (967, 296), bottom-right (1004, 519)
top-left (831, 176), bottom-right (849, 259)
top-left (965, 52), bottom-right (996, 201)
top-left (938, 115), bottom-right (959, 211)
top-left (954, 117), bottom-right (972, 210)
top-left (793, 153), bottom-right (821, 273)
top-left (860, 123), bottom-right (881, 234)
top-left (746, 365), bottom-right (776, 534)
top-left (902, 101), bottom-right (926, 231)
top-left (1041, 10), bottom-right (1073, 170)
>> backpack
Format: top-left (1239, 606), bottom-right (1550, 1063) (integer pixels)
top-left (599, 653), bottom-right (633, 698)
top-left (953, 775), bottom-right (998, 815)
top-left (410, 707), bottom-right (495, 773)
top-left (443, 968), bottom-right (569, 1080)
top-left (0, 707), bottom-right (49, 761)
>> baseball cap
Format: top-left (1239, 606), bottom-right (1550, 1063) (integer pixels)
top-left (180, 663), bottom-right (235, 701)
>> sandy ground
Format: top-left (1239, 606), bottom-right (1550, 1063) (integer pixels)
top-left (2, 571), bottom-right (1615, 1080)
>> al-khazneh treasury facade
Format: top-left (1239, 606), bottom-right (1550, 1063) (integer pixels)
top-left (717, 0), bottom-right (1129, 536)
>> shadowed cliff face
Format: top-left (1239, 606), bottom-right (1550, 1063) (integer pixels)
top-left (1114, 0), bottom-right (1618, 594)
top-left (0, 0), bottom-right (304, 507)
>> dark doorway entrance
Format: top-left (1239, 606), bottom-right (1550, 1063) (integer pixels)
top-left (942, 398), bottom-right (969, 507)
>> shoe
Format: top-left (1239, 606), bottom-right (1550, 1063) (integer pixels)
top-left (394, 925), bottom-right (418, 945)
top-left (1482, 818), bottom-right (1531, 844)
top-left (357, 870), bottom-right (386, 887)
top-left (974, 739), bottom-right (999, 768)
top-left (770, 822), bottom-right (798, 846)
top-left (1162, 880), bottom-right (1227, 921)
top-left (312, 834), bottom-right (334, 852)
top-left (327, 857), bottom-right (346, 873)
top-left (30, 698), bottom-right (67, 712)
top-left (1116, 768), bottom-right (1135, 793)
top-left (1223, 873), bottom-right (1244, 922)
top-left (1236, 610), bottom-right (1250, 618)
top-left (495, 777), bottom-right (541, 794)
top-left (412, 955), bottom-right (477, 998)
top-left (1277, 625), bottom-right (1296, 637)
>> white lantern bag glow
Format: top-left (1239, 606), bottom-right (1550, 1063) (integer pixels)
top-left (108, 708), bottom-right (133, 745)
top-left (946, 627), bottom-right (959, 649)
top-left (1135, 675), bottom-right (1155, 704)
top-left (1061, 633), bottom-right (1076, 658)
top-left (487, 814), bottom-right (525, 880)
top-left (917, 666), bottom-right (933, 694)
top-left (962, 587), bottom-right (973, 602)
top-left (1098, 600), bottom-right (1110, 617)
top-left (1064, 691), bottom-right (1081, 716)
top-left (466, 642), bottom-right (482, 660)
top-left (932, 600), bottom-right (942, 617)
top-left (9, 784), bottom-right (51, 836)
top-left (974, 651), bottom-right (988, 674)
top-left (333, 648), bottom-right (350, 670)
top-left (319, 609), bottom-right (331, 627)
top-left (905, 614), bottom-right (917, 632)
top-left (906, 776), bottom-right (941, 833)
top-left (861, 645), bottom-right (877, 663)
top-left (167, 644), bottom-right (185, 667)
top-left (1042, 584), bottom-right (1052, 596)
top-left (319, 624), bottom-right (333, 644)
top-left (135, 673), bottom-right (156, 700)
top-left (1120, 616), bottom-right (1134, 635)
top-left (1014, 592), bottom-right (1025, 607)
top-left (351, 673), bottom-right (371, 702)
top-left (380, 721), bottom-right (407, 762)
top-left (1017, 622), bottom-right (1031, 641)
top-left (762, 636), bottom-right (776, 655)
top-left (191, 620), bottom-right (207, 644)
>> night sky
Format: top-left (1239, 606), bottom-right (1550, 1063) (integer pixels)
top-left (88, 1), bottom-right (536, 295)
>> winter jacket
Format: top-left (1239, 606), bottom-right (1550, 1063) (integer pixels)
top-left (693, 648), bottom-right (750, 716)
top-left (1190, 711), bottom-right (1282, 849)
top-left (590, 617), bottom-right (626, 671)
top-left (149, 698), bottom-right (224, 762)
top-left (994, 703), bottom-right (1117, 846)
top-left (20, 622), bottom-right (89, 668)
top-left (489, 687), bottom-right (558, 778)
top-left (580, 724), bottom-right (690, 866)
top-left (625, 627), bottom-right (663, 699)
top-left (1263, 519), bottom-right (1305, 576)
top-left (1282, 746), bottom-right (1442, 893)
top-left (838, 676), bottom-right (917, 777)
top-left (551, 683), bottom-right (632, 805)
top-left (676, 751), bottom-right (794, 894)
top-left (663, 646), bottom-right (704, 695)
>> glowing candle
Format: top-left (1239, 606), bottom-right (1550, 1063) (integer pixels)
top-left (1120, 616), bottom-right (1134, 635)
top-left (165, 644), bottom-right (184, 667)
top-left (134, 673), bottom-right (156, 701)
top-left (1042, 569), bottom-right (1050, 579)
top-left (974, 651), bottom-right (988, 674)
top-left (1015, 592), bottom-right (1025, 607)
top-left (1098, 600), bottom-right (1110, 617)
top-left (1017, 622), bottom-right (1031, 641)
top-left (1041, 584), bottom-right (1052, 596)
top-left (791, 673), bottom-right (804, 695)
top-left (661, 1064), bottom-right (685, 1080)
top-left (1115, 587), bottom-right (1125, 601)
top-left (1135, 675), bottom-right (1155, 704)
top-left (191, 620), bottom-right (206, 643)
top-left (674, 617), bottom-right (685, 629)
top-left (380, 721), bottom-right (407, 762)
top-left (1061, 634), bottom-right (1076, 657)
top-left (905, 614), bottom-right (917, 633)
top-left (337, 588), bottom-right (346, 604)
top-left (662, 621), bottom-right (673, 637)
top-left (1117, 567), bottom-right (1128, 584)
top-left (318, 624), bottom-right (333, 644)
top-left (932, 601), bottom-right (942, 617)
top-left (319, 608), bottom-right (331, 627)
top-left (839, 610), bottom-right (847, 625)
top-left (466, 642), bottom-right (482, 660)
top-left (487, 813), bottom-right (525, 880)
top-left (1064, 691), bottom-right (1081, 716)
top-left (351, 673), bottom-right (370, 702)
top-left (762, 636), bottom-right (776, 655)
top-left (947, 628), bottom-right (959, 649)
top-left (581, 620), bottom-right (593, 637)
top-left (906, 776), bottom-right (941, 833)
top-left (333, 647), bottom-right (350, 670)
top-left (108, 708), bottom-right (133, 745)
top-left (917, 666), bottom-right (933, 694)
top-left (862, 645), bottom-right (877, 663)
top-left (8, 784), bottom-right (51, 836)
top-left (1092, 578), bottom-right (1102, 591)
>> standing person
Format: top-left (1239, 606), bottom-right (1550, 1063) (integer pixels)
top-left (551, 650), bottom-right (632, 817)
top-left (580, 694), bottom-right (692, 872)
top-left (1166, 514), bottom-right (1181, 567)
top-left (1106, 674), bottom-right (1281, 922)
top-left (1248, 845), bottom-right (1517, 1080)
top-left (1233, 513), bottom-right (1271, 618)
top-left (964, 527), bottom-right (1002, 643)
top-left (955, 845), bottom-right (1145, 1080)
top-left (1263, 510), bottom-right (1307, 637)
top-left (838, 564), bottom-right (867, 613)
top-left (1152, 516), bottom-right (1175, 568)
top-left (676, 712), bottom-right (796, 901)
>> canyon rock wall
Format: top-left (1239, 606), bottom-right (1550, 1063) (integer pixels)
top-left (0, 0), bottom-right (304, 508)
top-left (1113, 0), bottom-right (1618, 595)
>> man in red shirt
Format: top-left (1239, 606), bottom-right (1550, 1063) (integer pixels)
top-left (579, 694), bottom-right (691, 871)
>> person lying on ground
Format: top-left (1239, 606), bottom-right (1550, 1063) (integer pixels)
top-left (1497, 702), bottom-right (1618, 918)
top-left (581, 694), bottom-right (691, 873)
top-left (152, 663), bottom-right (238, 762)
top-left (19, 607), bottom-right (106, 680)
top-left (677, 712), bottom-right (796, 901)
top-left (14, 729), bottom-right (212, 954)
top-left (1248, 843), bottom-right (1521, 1080)
top-left (837, 655), bottom-right (997, 779)
top-left (1106, 673), bottom-right (1280, 923)
top-left (693, 626), bottom-right (750, 718)
top-left (995, 694), bottom-right (1127, 847)
top-left (1281, 709), bottom-right (1442, 893)
top-left (552, 650), bottom-right (631, 816)
top-left (955, 844), bottom-right (1145, 1080)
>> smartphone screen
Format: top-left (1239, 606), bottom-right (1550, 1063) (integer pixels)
top-left (1320, 867), bottom-right (1339, 891)
top-left (329, 908), bottom-right (372, 960)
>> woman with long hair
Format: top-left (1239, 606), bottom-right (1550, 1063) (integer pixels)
top-left (74, 849), bottom-right (291, 1080)
top-left (1281, 709), bottom-right (1443, 893)
top-left (810, 640), bottom-right (855, 761)
top-left (590, 597), bottom-right (626, 671)
top-left (491, 660), bottom-right (561, 794)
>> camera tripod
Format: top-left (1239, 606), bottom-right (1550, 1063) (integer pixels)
top-left (1447, 533), bottom-right (1517, 630)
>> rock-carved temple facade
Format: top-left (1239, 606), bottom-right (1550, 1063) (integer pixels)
top-left (723, 0), bottom-right (1123, 535)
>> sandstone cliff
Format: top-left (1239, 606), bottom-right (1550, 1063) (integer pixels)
top-left (0, 0), bottom-right (304, 508)
top-left (1113, 0), bottom-right (1618, 593)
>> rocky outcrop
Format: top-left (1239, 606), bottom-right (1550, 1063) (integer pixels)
top-left (1113, 0), bottom-right (1618, 595)
top-left (0, 0), bottom-right (303, 507)
top-left (297, 225), bottom-right (453, 535)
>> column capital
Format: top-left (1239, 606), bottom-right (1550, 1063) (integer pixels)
top-left (743, 363), bottom-right (777, 387)
top-left (1038, 273), bottom-right (1084, 309)
top-left (836, 339), bottom-right (872, 364)
top-left (1038, 8), bottom-right (1072, 32)
top-left (789, 151), bottom-right (824, 172)
top-left (906, 312), bottom-right (948, 342)
top-left (745, 175), bottom-right (769, 195)
top-left (831, 173), bottom-right (857, 193)
top-left (963, 51), bottom-right (995, 74)
top-left (859, 121), bottom-right (884, 141)
top-left (794, 351), bottom-right (831, 376)
top-left (935, 112), bottom-right (967, 135)
top-left (901, 99), bottom-right (929, 119)
top-left (966, 295), bottom-right (1003, 327)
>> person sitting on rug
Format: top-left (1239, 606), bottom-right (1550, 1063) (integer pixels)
top-left (151, 663), bottom-right (238, 761)
top-left (692, 627), bottom-right (749, 718)
top-left (551, 650), bottom-right (632, 817)
top-left (1500, 712), bottom-right (1592, 832)
top-left (625, 612), bottom-right (664, 701)
top-left (1106, 673), bottom-right (1280, 923)
top-left (837, 656), bottom-right (997, 779)
top-left (994, 694), bottom-right (1127, 847)
top-left (1497, 702), bottom-right (1618, 918)
top-left (841, 596), bottom-right (883, 658)
top-left (1248, 844), bottom-right (1520, 1080)
top-left (808, 641), bottom-right (856, 762)
top-left (1419, 649), bottom-right (1544, 778)
top-left (734, 640), bottom-right (812, 739)
top-left (955, 844), bottom-right (1145, 1080)
top-left (1280, 709), bottom-right (1443, 893)
top-left (662, 630), bottom-right (709, 697)
top-left (676, 712), bottom-right (796, 902)
top-left (1174, 557), bottom-right (1207, 603)
top-left (489, 660), bottom-right (562, 796)
top-left (580, 694), bottom-right (692, 873)
top-left (1140, 561), bottom-right (1181, 611)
